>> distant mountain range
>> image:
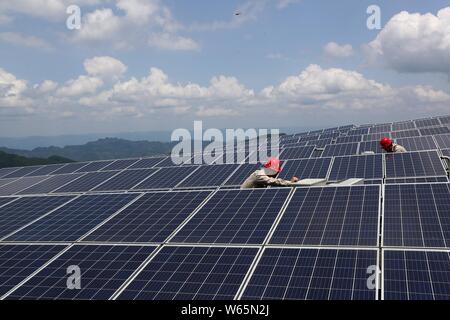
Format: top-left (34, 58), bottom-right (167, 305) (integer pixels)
top-left (0, 138), bottom-right (177, 162)
top-left (0, 151), bottom-right (74, 169)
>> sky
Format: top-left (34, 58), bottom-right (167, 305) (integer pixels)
top-left (1, 0), bottom-right (450, 137)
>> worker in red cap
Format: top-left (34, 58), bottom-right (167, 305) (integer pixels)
top-left (380, 137), bottom-right (407, 153)
top-left (241, 157), bottom-right (299, 189)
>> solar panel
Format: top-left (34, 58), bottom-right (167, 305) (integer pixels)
top-left (170, 188), bottom-right (291, 244)
top-left (17, 173), bottom-right (85, 195)
top-left (83, 191), bottom-right (211, 243)
top-left (359, 141), bottom-right (384, 154)
top-left (363, 132), bottom-right (390, 142)
top-left (92, 169), bottom-right (158, 191)
top-left (0, 244), bottom-right (66, 298)
top-left (50, 162), bottom-right (90, 175)
top-left (100, 159), bottom-right (139, 171)
top-left (0, 195), bottom-right (74, 240)
top-left (306, 138), bottom-right (332, 148)
top-left (52, 171), bottom-right (119, 193)
top-left (415, 118), bottom-right (440, 128)
top-left (177, 164), bottom-right (240, 188)
top-left (433, 134), bottom-right (450, 149)
top-left (278, 158), bottom-right (332, 180)
top-left (4, 193), bottom-right (138, 242)
top-left (25, 164), bottom-right (66, 177)
top-left (0, 176), bottom-right (50, 196)
top-left (383, 250), bottom-right (450, 300)
top-left (390, 129), bottom-right (421, 139)
top-left (439, 116), bottom-right (450, 125)
top-left (322, 143), bottom-right (358, 157)
top-left (383, 183), bottom-right (450, 248)
top-left (384, 151), bottom-right (445, 178)
top-left (128, 157), bottom-right (166, 169)
top-left (241, 248), bottom-right (377, 300)
top-left (396, 136), bottom-right (437, 151)
top-left (385, 177), bottom-right (448, 184)
top-left (319, 132), bottom-right (339, 140)
top-left (420, 127), bottom-right (450, 136)
top-left (280, 141), bottom-right (308, 148)
top-left (336, 135), bottom-right (362, 144)
top-left (75, 160), bottom-right (116, 173)
top-left (133, 166), bottom-right (199, 190)
top-left (269, 186), bottom-right (380, 246)
top-left (442, 148), bottom-right (450, 157)
top-left (299, 135), bottom-right (320, 143)
top-left (370, 124), bottom-right (392, 134)
top-left (116, 246), bottom-right (258, 300)
top-left (0, 167), bottom-right (21, 179)
top-left (154, 157), bottom-right (185, 168)
top-left (328, 154), bottom-right (383, 180)
top-left (280, 146), bottom-right (314, 160)
top-left (222, 163), bottom-right (261, 186)
top-left (392, 121), bottom-right (416, 131)
top-left (1, 166), bottom-right (41, 179)
top-left (0, 178), bottom-right (16, 188)
top-left (4, 245), bottom-right (156, 300)
top-left (347, 128), bottom-right (369, 136)
top-left (0, 197), bottom-right (16, 208)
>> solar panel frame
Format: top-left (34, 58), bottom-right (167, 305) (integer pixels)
top-left (328, 154), bottom-right (384, 181)
top-left (385, 176), bottom-right (449, 184)
top-left (321, 143), bottom-right (359, 157)
top-left (384, 151), bottom-right (446, 178)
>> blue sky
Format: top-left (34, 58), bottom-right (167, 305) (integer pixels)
top-left (1, 0), bottom-right (450, 137)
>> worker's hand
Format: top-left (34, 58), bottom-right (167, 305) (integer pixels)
top-left (291, 177), bottom-right (299, 183)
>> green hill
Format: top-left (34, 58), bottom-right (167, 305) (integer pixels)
top-left (0, 151), bottom-right (74, 169)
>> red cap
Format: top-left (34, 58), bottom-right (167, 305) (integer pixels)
top-left (264, 157), bottom-right (281, 173)
top-left (380, 137), bottom-right (393, 150)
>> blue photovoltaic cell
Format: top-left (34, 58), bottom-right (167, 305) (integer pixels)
top-left (223, 164), bottom-right (261, 186)
top-left (0, 195), bottom-right (74, 239)
top-left (433, 134), bottom-right (450, 149)
top-left (385, 176), bottom-right (448, 184)
top-left (420, 127), bottom-right (450, 136)
top-left (328, 155), bottom-right (383, 180)
top-left (321, 143), bottom-right (358, 157)
top-left (128, 157), bottom-right (166, 169)
top-left (5, 193), bottom-right (138, 242)
top-left (383, 183), bottom-right (450, 248)
top-left (415, 118), bottom-right (440, 128)
top-left (391, 129), bottom-right (421, 139)
top-left (384, 151), bottom-right (445, 178)
top-left (84, 191), bottom-right (211, 243)
top-left (25, 164), bottom-right (66, 177)
top-left (117, 246), bottom-right (258, 300)
top-left (93, 169), bottom-right (158, 191)
top-left (336, 135), bottom-right (362, 144)
top-left (171, 188), bottom-right (291, 244)
top-left (5, 245), bottom-right (155, 300)
top-left (396, 136), bottom-right (437, 151)
top-left (1, 166), bottom-right (41, 179)
top-left (359, 141), bottom-right (385, 154)
top-left (241, 248), bottom-right (377, 300)
top-left (370, 124), bottom-right (392, 134)
top-left (392, 121), bottom-right (416, 131)
top-left (75, 160), bottom-right (115, 173)
top-left (52, 171), bottom-right (119, 193)
top-left (17, 173), bottom-right (84, 195)
top-left (0, 244), bottom-right (66, 298)
top-left (270, 186), bottom-right (380, 246)
top-left (100, 159), bottom-right (139, 171)
top-left (0, 168), bottom-right (21, 179)
top-left (280, 146), bottom-right (314, 160)
top-left (278, 158), bottom-right (331, 180)
top-left (306, 138), bottom-right (332, 148)
top-left (177, 164), bottom-right (240, 188)
top-left (383, 250), bottom-right (450, 300)
top-left (0, 176), bottom-right (50, 196)
top-left (50, 162), bottom-right (90, 175)
top-left (133, 166), bottom-right (199, 190)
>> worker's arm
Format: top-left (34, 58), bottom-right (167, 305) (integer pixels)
top-left (255, 172), bottom-right (298, 187)
top-left (394, 144), bottom-right (407, 153)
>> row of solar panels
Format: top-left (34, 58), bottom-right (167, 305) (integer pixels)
top-left (0, 150), bottom-right (448, 196)
top-left (0, 184), bottom-right (449, 300)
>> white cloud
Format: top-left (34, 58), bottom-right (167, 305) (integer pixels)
top-left (34, 80), bottom-right (58, 93)
top-left (148, 33), bottom-right (200, 51)
top-left (57, 76), bottom-right (103, 97)
top-left (73, 8), bottom-right (122, 42)
top-left (0, 32), bottom-right (52, 50)
top-left (366, 7), bottom-right (450, 74)
top-left (0, 14), bottom-right (13, 24)
top-left (324, 42), bottom-right (354, 58)
top-left (84, 56), bottom-right (127, 80)
top-left (276, 0), bottom-right (300, 9)
top-left (0, 68), bottom-right (30, 107)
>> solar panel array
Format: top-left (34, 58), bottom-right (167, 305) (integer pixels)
top-left (2, 114), bottom-right (450, 300)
